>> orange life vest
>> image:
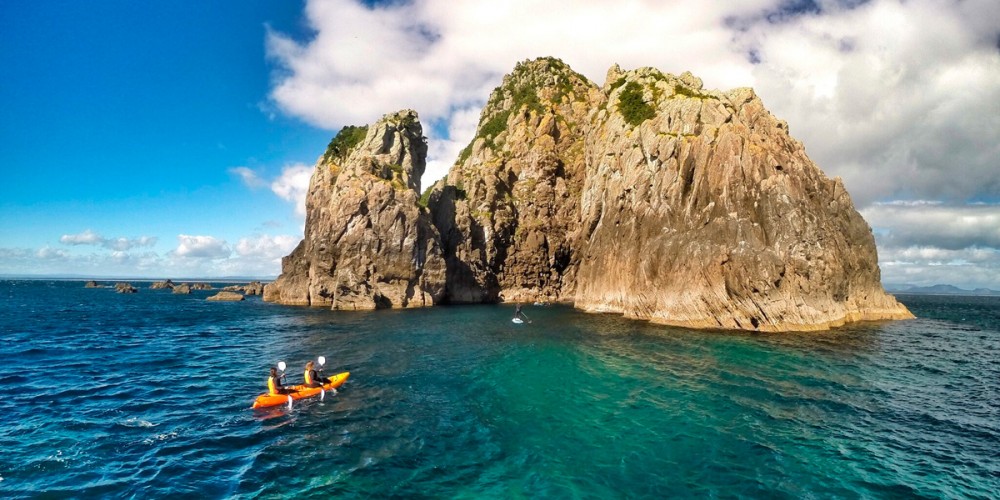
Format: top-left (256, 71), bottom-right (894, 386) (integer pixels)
top-left (267, 376), bottom-right (278, 395)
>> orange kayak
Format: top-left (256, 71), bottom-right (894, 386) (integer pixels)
top-left (251, 371), bottom-right (350, 409)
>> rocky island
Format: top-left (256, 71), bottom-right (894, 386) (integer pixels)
top-left (265, 57), bottom-right (913, 332)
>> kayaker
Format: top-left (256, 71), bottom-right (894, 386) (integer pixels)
top-left (304, 360), bottom-right (335, 392)
top-left (267, 367), bottom-right (292, 395)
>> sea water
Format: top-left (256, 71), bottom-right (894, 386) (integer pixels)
top-left (0, 280), bottom-right (997, 498)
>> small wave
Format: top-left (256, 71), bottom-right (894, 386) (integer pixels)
top-left (119, 417), bottom-right (157, 428)
top-left (142, 431), bottom-right (178, 445)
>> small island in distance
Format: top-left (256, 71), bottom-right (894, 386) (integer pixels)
top-left (887, 284), bottom-right (1000, 296)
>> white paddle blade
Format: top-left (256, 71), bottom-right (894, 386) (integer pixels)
top-left (277, 361), bottom-right (286, 372)
top-left (318, 356), bottom-right (326, 366)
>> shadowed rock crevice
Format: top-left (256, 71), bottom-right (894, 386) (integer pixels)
top-left (264, 57), bottom-right (913, 332)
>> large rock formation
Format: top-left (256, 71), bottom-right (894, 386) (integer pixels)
top-left (264, 110), bottom-right (446, 309)
top-left (571, 65), bottom-right (910, 330)
top-left (265, 57), bottom-right (912, 331)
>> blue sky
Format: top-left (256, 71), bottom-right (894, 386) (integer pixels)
top-left (2, 0), bottom-right (999, 287)
top-left (1, 1), bottom-right (329, 277)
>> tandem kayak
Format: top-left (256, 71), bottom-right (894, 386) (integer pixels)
top-left (251, 371), bottom-right (350, 409)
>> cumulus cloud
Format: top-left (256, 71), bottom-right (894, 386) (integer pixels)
top-left (60, 229), bottom-right (104, 245)
top-left (172, 235), bottom-right (232, 259)
top-left (60, 229), bottom-right (158, 251)
top-left (235, 234), bottom-right (299, 259)
top-left (230, 166), bottom-right (268, 188)
top-left (270, 163), bottom-right (313, 218)
top-left (742, 0), bottom-right (1000, 206)
top-left (863, 202), bottom-right (1000, 250)
top-left (863, 202), bottom-right (1000, 288)
top-left (36, 246), bottom-right (69, 260)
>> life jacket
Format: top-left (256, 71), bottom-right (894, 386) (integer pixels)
top-left (304, 369), bottom-right (313, 385)
top-left (267, 376), bottom-right (278, 395)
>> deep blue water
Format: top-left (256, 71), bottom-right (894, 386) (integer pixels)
top-left (0, 281), bottom-right (998, 498)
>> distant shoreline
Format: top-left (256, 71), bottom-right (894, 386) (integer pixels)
top-left (0, 275), bottom-right (275, 283)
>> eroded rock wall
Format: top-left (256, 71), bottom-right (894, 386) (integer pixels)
top-left (572, 66), bottom-right (912, 331)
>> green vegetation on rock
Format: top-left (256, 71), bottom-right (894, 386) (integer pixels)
top-left (672, 84), bottom-right (711, 100)
top-left (456, 57), bottom-right (592, 165)
top-left (323, 125), bottom-right (368, 164)
top-left (618, 82), bottom-right (656, 126)
top-left (418, 185), bottom-right (434, 208)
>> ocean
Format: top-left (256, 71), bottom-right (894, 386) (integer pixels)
top-left (0, 280), bottom-right (997, 498)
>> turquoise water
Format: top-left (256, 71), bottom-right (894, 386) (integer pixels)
top-left (1, 281), bottom-right (997, 498)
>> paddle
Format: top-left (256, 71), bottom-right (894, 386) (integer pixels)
top-left (277, 361), bottom-right (287, 384)
top-left (275, 361), bottom-right (293, 409)
top-left (315, 355), bottom-right (337, 396)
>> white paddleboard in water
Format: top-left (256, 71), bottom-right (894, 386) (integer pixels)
top-left (512, 317), bottom-right (524, 324)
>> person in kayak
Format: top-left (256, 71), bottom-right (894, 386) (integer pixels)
top-left (304, 360), bottom-right (336, 394)
top-left (267, 366), bottom-right (293, 396)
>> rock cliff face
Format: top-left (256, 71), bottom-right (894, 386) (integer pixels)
top-left (428, 58), bottom-right (601, 303)
top-left (572, 65), bottom-right (910, 330)
top-left (265, 57), bottom-right (912, 331)
top-left (264, 110), bottom-right (446, 310)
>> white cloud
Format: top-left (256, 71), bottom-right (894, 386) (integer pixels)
top-left (36, 246), bottom-right (68, 260)
top-left (742, 0), bottom-right (1000, 205)
top-left (862, 202), bottom-right (1000, 249)
top-left (59, 229), bottom-right (158, 251)
top-left (230, 166), bottom-right (268, 188)
top-left (60, 229), bottom-right (104, 245)
top-left (235, 234), bottom-right (299, 259)
top-left (172, 234), bottom-right (232, 259)
top-left (863, 202), bottom-right (1000, 288)
top-left (270, 163), bottom-right (313, 218)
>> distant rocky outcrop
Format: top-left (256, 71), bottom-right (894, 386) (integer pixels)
top-left (172, 283), bottom-right (192, 294)
top-left (115, 282), bottom-right (137, 294)
top-left (223, 281), bottom-right (265, 295)
top-left (150, 280), bottom-right (174, 290)
top-left (265, 57), bottom-right (913, 331)
top-left (84, 280), bottom-right (104, 288)
top-left (207, 291), bottom-right (244, 302)
top-left (191, 283), bottom-right (213, 290)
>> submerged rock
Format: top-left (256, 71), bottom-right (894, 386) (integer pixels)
top-left (266, 57), bottom-right (912, 331)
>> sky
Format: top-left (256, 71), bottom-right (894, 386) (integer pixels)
top-left (2, 0), bottom-right (999, 288)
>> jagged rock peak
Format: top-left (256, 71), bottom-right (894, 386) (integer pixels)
top-left (323, 109), bottom-right (427, 192)
top-left (263, 108), bottom-right (446, 310)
